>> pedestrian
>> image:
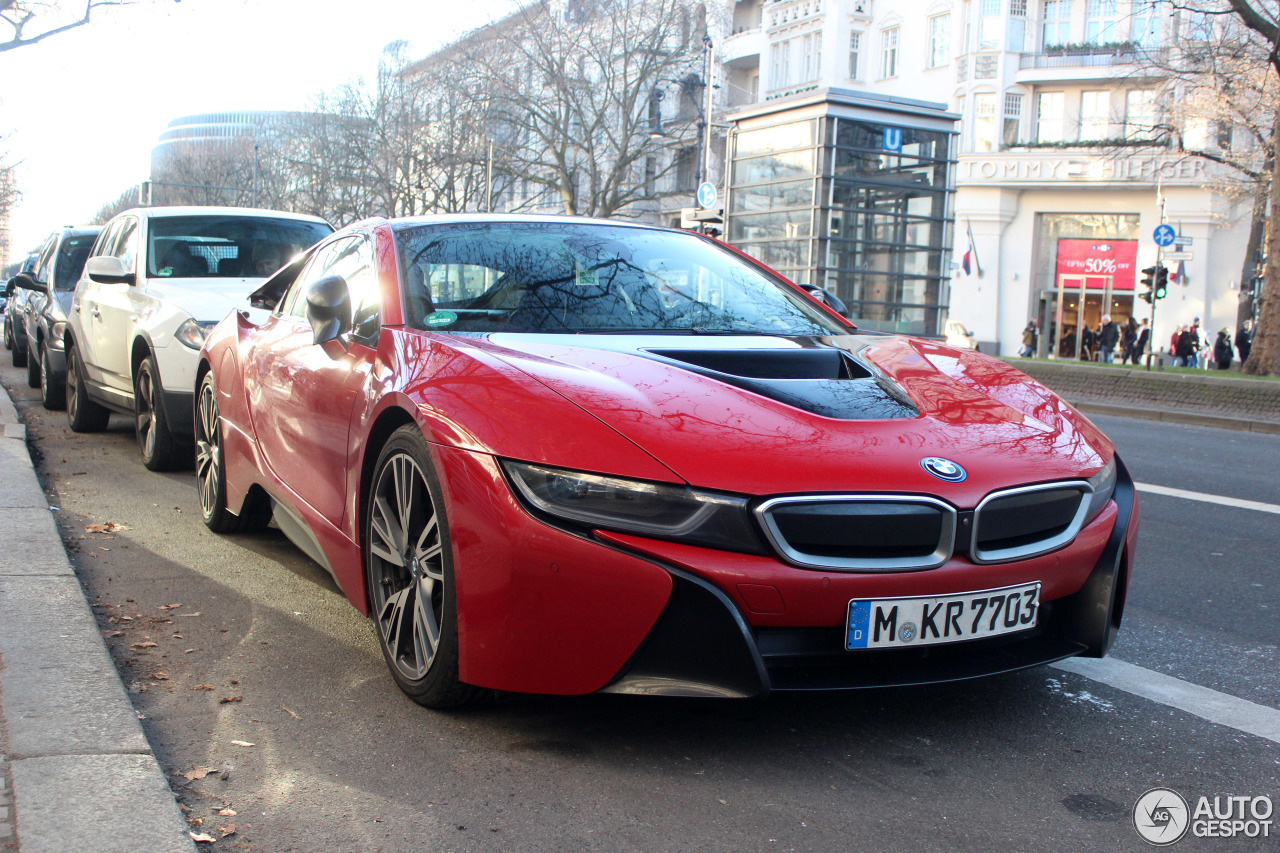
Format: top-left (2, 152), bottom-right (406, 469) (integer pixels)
top-left (1080, 325), bottom-right (1096, 360)
top-left (1175, 325), bottom-right (1195, 367)
top-left (1121, 316), bottom-right (1138, 364)
top-left (1192, 317), bottom-right (1209, 369)
top-left (1098, 314), bottom-right (1119, 363)
top-left (1214, 328), bottom-right (1233, 370)
top-left (1237, 319), bottom-right (1253, 364)
top-left (1020, 319), bottom-right (1037, 358)
top-left (1135, 318), bottom-right (1150, 363)
top-left (1169, 325), bottom-right (1181, 363)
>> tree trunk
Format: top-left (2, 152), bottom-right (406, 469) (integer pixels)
top-left (1244, 108), bottom-right (1280, 375)
top-left (1237, 185), bottom-right (1267, 333)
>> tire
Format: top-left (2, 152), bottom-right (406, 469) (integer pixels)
top-left (66, 344), bottom-right (110, 432)
top-left (40, 345), bottom-right (66, 410)
top-left (135, 355), bottom-right (183, 471)
top-left (195, 372), bottom-right (270, 533)
top-left (25, 342), bottom-right (40, 388)
top-left (365, 426), bottom-right (485, 709)
top-left (11, 331), bottom-right (26, 367)
top-left (3, 316), bottom-right (11, 351)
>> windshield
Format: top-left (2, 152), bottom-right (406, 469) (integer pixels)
top-left (395, 222), bottom-right (848, 336)
top-left (147, 215), bottom-right (332, 279)
top-left (53, 234), bottom-right (98, 291)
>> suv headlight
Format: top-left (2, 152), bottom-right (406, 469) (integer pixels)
top-left (1083, 458), bottom-right (1117, 525)
top-left (50, 321), bottom-right (66, 347)
top-left (175, 319), bottom-right (219, 350)
top-left (502, 461), bottom-right (765, 553)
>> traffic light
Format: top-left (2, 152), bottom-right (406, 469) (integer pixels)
top-left (1154, 265), bottom-right (1169, 299)
top-left (1139, 266), bottom-right (1157, 303)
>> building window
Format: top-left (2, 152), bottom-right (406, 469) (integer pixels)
top-left (979, 0), bottom-right (1002, 50)
top-left (1010, 0), bottom-right (1027, 16)
top-left (1004, 93), bottom-right (1024, 146)
top-left (975, 54), bottom-right (999, 78)
top-left (1080, 90), bottom-right (1110, 140)
top-left (801, 31), bottom-right (822, 83)
top-left (1036, 91), bottom-right (1065, 142)
top-left (1131, 0), bottom-right (1161, 47)
top-left (770, 39), bottom-right (791, 89)
top-left (1085, 0), bottom-right (1118, 44)
top-left (1185, 10), bottom-right (1215, 41)
top-left (881, 26), bottom-right (899, 78)
top-left (1217, 121), bottom-right (1233, 150)
top-left (849, 31), bottom-right (862, 78)
top-left (1042, 0), bottom-right (1070, 48)
top-left (1125, 89), bottom-right (1158, 140)
top-left (928, 14), bottom-right (951, 68)
top-left (974, 93), bottom-right (998, 152)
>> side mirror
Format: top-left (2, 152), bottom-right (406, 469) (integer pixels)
top-left (801, 285), bottom-right (849, 318)
top-left (305, 274), bottom-right (352, 346)
top-left (85, 256), bottom-right (135, 285)
top-left (7, 273), bottom-right (46, 294)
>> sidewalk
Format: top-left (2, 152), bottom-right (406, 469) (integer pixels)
top-left (0, 387), bottom-right (195, 853)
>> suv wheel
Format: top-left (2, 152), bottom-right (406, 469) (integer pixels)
top-left (11, 331), bottom-right (26, 367)
top-left (40, 345), bottom-right (66, 410)
top-left (3, 316), bottom-right (11, 351)
top-left (66, 344), bottom-right (110, 432)
top-left (25, 342), bottom-right (40, 388)
top-left (135, 356), bottom-right (182, 471)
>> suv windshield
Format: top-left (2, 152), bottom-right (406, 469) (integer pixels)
top-left (396, 222), bottom-right (847, 336)
top-left (53, 234), bottom-right (98, 291)
top-left (147, 215), bottom-right (332, 279)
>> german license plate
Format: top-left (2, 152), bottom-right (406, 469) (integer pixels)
top-left (845, 582), bottom-right (1040, 650)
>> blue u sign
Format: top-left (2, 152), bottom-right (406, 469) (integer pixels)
top-left (883, 127), bottom-right (903, 152)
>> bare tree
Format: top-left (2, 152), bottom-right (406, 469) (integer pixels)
top-left (0, 0), bottom-right (173, 53)
top-left (91, 185), bottom-right (139, 223)
top-left (448, 0), bottom-right (711, 218)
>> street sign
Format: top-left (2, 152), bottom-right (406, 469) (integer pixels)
top-left (696, 182), bottom-right (717, 209)
top-left (1153, 224), bottom-right (1176, 247)
top-left (1173, 235), bottom-right (1193, 247)
top-left (1163, 251), bottom-right (1193, 262)
top-left (883, 127), bottom-right (903, 152)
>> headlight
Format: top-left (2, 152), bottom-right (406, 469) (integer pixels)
top-left (50, 321), bottom-right (66, 347)
top-left (1083, 457), bottom-right (1117, 525)
top-left (502, 461), bottom-right (765, 553)
top-left (174, 319), bottom-right (218, 350)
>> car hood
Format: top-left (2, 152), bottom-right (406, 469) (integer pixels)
top-left (144, 278), bottom-right (266, 323)
top-left (467, 333), bottom-right (1111, 505)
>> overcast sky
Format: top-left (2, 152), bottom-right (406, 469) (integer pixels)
top-left (0, 0), bottom-right (515, 254)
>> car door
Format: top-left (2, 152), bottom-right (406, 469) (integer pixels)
top-left (72, 221), bottom-right (122, 386)
top-left (23, 236), bottom-right (56, 343)
top-left (243, 234), bottom-right (380, 524)
top-left (88, 215), bottom-right (143, 394)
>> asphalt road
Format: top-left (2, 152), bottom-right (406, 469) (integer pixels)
top-left (2, 361), bottom-right (1277, 853)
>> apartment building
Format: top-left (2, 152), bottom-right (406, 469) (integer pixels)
top-left (720, 0), bottom-right (1252, 356)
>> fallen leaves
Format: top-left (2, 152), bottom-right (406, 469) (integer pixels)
top-left (281, 707), bottom-right (302, 721)
top-left (230, 740), bottom-right (255, 748)
top-left (85, 521), bottom-right (131, 533)
top-left (130, 641), bottom-right (158, 650)
top-left (189, 831), bottom-right (215, 843)
top-left (216, 808), bottom-right (236, 817)
top-left (219, 696), bottom-right (243, 704)
top-left (220, 824), bottom-right (236, 838)
top-left (182, 766), bottom-right (219, 781)
top-left (158, 603), bottom-right (183, 611)
top-left (190, 684), bottom-right (215, 691)
top-left (151, 672), bottom-right (170, 681)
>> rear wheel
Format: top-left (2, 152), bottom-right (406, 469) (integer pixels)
top-left (135, 356), bottom-right (182, 471)
top-left (66, 345), bottom-right (110, 433)
top-left (40, 345), bottom-right (65, 410)
top-left (195, 372), bottom-right (269, 532)
top-left (365, 426), bottom-right (485, 709)
top-left (3, 317), bottom-right (11, 350)
top-left (11, 332), bottom-right (26, 367)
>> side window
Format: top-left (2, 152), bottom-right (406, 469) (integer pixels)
top-left (280, 237), bottom-right (378, 340)
top-left (31, 236), bottom-right (57, 284)
top-left (93, 221), bottom-right (122, 260)
top-left (281, 239), bottom-right (348, 319)
top-left (113, 218), bottom-right (139, 272)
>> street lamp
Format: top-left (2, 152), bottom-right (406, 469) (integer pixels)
top-left (648, 33), bottom-right (715, 195)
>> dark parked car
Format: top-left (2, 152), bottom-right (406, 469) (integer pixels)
top-left (12, 227), bottom-right (102, 408)
top-left (3, 252), bottom-right (39, 365)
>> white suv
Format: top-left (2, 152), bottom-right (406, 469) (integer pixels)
top-left (66, 207), bottom-right (332, 470)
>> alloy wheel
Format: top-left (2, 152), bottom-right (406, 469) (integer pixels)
top-left (194, 379), bottom-right (221, 519)
top-left (368, 452), bottom-right (445, 681)
top-left (136, 366), bottom-right (157, 459)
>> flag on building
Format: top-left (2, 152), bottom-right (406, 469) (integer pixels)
top-left (962, 221), bottom-right (981, 277)
top-left (1170, 258), bottom-right (1187, 284)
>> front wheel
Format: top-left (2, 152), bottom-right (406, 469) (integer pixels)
top-left (66, 345), bottom-right (110, 432)
top-left (11, 332), bottom-right (26, 367)
top-left (195, 372), bottom-right (269, 533)
top-left (25, 342), bottom-right (39, 388)
top-left (365, 426), bottom-right (485, 709)
top-left (135, 356), bottom-right (182, 471)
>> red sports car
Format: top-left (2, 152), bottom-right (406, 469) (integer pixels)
top-left (197, 215), bottom-right (1137, 708)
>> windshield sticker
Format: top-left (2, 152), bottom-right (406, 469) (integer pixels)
top-left (575, 269), bottom-right (598, 287)
top-left (424, 310), bottom-right (457, 328)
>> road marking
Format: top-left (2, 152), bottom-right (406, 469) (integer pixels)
top-left (1053, 657), bottom-right (1280, 745)
top-left (1135, 482), bottom-right (1280, 515)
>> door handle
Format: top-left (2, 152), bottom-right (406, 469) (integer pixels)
top-left (90, 309), bottom-right (102, 320)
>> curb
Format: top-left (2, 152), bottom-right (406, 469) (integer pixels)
top-left (0, 387), bottom-right (196, 853)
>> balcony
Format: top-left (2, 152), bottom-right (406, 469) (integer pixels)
top-left (722, 27), bottom-right (764, 68)
top-left (1016, 45), bottom-right (1168, 83)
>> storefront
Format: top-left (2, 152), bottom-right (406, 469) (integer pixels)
top-left (726, 88), bottom-right (959, 337)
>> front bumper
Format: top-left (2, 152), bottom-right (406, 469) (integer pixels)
top-left (437, 447), bottom-right (1138, 698)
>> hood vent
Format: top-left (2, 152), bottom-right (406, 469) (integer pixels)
top-left (646, 347), bottom-right (917, 421)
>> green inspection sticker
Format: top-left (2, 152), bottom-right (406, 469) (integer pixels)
top-left (424, 310), bottom-right (457, 328)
